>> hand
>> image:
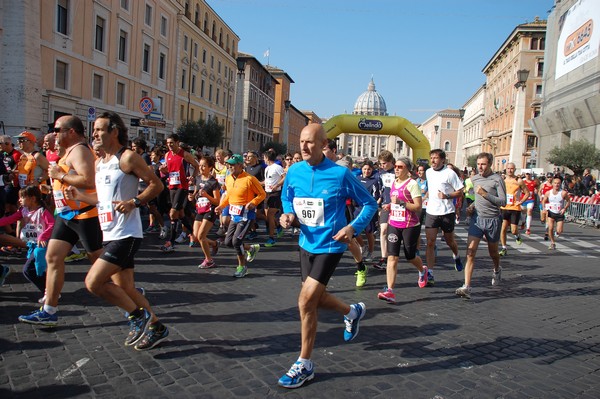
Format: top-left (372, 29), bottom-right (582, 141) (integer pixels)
top-left (280, 213), bottom-right (295, 229)
top-left (48, 165), bottom-right (64, 180)
top-left (113, 199), bottom-right (135, 214)
top-left (476, 185), bottom-right (487, 196)
top-left (245, 203), bottom-right (256, 212)
top-left (37, 240), bottom-right (48, 248)
top-left (63, 186), bottom-right (78, 200)
top-left (215, 206), bottom-right (222, 215)
top-left (333, 225), bottom-right (355, 243)
top-left (466, 205), bottom-right (475, 216)
top-left (438, 190), bottom-right (447, 199)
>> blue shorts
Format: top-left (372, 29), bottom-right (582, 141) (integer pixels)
top-left (468, 213), bottom-right (501, 243)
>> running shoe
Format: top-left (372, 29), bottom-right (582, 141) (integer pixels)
top-left (378, 288), bottom-right (396, 303)
top-left (159, 226), bottom-right (169, 239)
top-left (498, 247), bottom-right (507, 257)
top-left (233, 265), bottom-right (248, 278)
top-left (174, 232), bottom-right (188, 244)
top-left (160, 242), bottom-right (175, 253)
top-left (124, 309), bottom-right (150, 346)
top-left (515, 235), bottom-right (523, 245)
top-left (454, 256), bottom-right (463, 272)
top-left (343, 302), bottom-right (366, 341)
top-left (278, 361), bottom-right (314, 389)
top-left (549, 243), bottom-right (556, 250)
top-left (426, 269), bottom-right (435, 286)
top-left (189, 240), bottom-right (200, 248)
top-left (246, 244), bottom-right (260, 262)
top-left (18, 307), bottom-right (58, 327)
top-left (0, 246), bottom-right (22, 256)
top-left (372, 257), bottom-right (386, 270)
top-left (134, 323), bottom-right (169, 351)
top-left (363, 250), bottom-right (373, 263)
top-left (211, 240), bottom-right (220, 256)
top-left (246, 231), bottom-right (258, 241)
top-left (526, 228), bottom-right (531, 235)
top-left (492, 267), bottom-right (502, 286)
top-left (418, 266), bottom-right (429, 288)
top-left (264, 237), bottom-right (277, 247)
top-left (355, 268), bottom-right (367, 287)
top-left (144, 225), bottom-right (158, 233)
top-left (455, 285), bottom-right (471, 299)
top-left (64, 251), bottom-right (87, 263)
top-left (0, 264), bottom-right (10, 286)
top-left (276, 226), bottom-right (284, 239)
top-left (198, 259), bottom-right (217, 269)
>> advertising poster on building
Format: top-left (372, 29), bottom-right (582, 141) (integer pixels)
top-left (555, 0), bottom-right (600, 79)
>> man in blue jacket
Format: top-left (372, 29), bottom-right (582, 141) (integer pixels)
top-left (278, 123), bottom-right (377, 389)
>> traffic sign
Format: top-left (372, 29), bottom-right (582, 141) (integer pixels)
top-left (87, 107), bottom-right (96, 122)
top-left (148, 112), bottom-right (164, 121)
top-left (139, 97), bottom-right (154, 115)
top-left (502, 159), bottom-right (507, 164)
top-left (139, 119), bottom-right (166, 128)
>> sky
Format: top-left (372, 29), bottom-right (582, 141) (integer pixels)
top-left (209, 0), bottom-right (554, 124)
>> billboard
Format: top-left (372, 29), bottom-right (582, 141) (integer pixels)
top-left (555, 0), bottom-right (600, 79)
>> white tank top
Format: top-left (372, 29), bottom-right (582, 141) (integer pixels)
top-left (546, 190), bottom-right (564, 213)
top-left (95, 150), bottom-right (143, 241)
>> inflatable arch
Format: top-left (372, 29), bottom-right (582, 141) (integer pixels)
top-left (323, 114), bottom-right (431, 164)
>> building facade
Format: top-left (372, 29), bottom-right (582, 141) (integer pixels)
top-left (482, 17), bottom-right (546, 171)
top-left (456, 85), bottom-right (486, 168)
top-left (420, 109), bottom-right (462, 165)
top-left (530, 0), bottom-right (600, 174)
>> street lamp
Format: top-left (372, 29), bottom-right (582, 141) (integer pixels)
top-left (232, 58), bottom-right (246, 154)
top-left (514, 69), bottom-right (530, 89)
top-left (283, 99), bottom-right (291, 151)
top-left (434, 125), bottom-right (439, 149)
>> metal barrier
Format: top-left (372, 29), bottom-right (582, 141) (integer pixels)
top-left (565, 196), bottom-right (600, 228)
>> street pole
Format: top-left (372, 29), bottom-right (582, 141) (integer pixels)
top-left (283, 100), bottom-right (291, 151)
top-left (232, 59), bottom-right (246, 154)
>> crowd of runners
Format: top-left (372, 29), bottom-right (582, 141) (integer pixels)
top-left (0, 114), bottom-right (595, 388)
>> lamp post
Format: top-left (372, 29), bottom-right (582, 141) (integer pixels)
top-left (232, 58), bottom-right (246, 154)
top-left (433, 125), bottom-right (440, 149)
top-left (455, 108), bottom-right (466, 167)
top-left (283, 99), bottom-right (291, 152)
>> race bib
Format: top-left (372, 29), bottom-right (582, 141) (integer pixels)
top-left (19, 173), bottom-right (28, 187)
top-left (381, 173), bottom-right (394, 188)
top-left (389, 203), bottom-right (406, 222)
top-left (216, 174), bottom-right (226, 185)
top-left (507, 193), bottom-right (514, 205)
top-left (293, 198), bottom-right (325, 227)
top-left (422, 198), bottom-right (428, 208)
top-left (169, 171), bottom-right (181, 186)
top-left (545, 203), bottom-right (561, 213)
top-left (229, 204), bottom-right (244, 216)
top-left (196, 197), bottom-right (211, 213)
top-left (53, 190), bottom-right (71, 214)
top-left (21, 223), bottom-right (43, 243)
top-left (97, 201), bottom-right (116, 230)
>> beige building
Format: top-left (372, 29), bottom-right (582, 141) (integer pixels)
top-left (482, 18), bottom-right (546, 171)
top-left (456, 85), bottom-right (486, 168)
top-left (530, 0), bottom-right (600, 175)
top-left (0, 0), bottom-right (239, 148)
top-left (420, 109), bottom-right (462, 165)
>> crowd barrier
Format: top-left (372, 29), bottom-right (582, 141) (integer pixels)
top-left (565, 195), bottom-right (600, 228)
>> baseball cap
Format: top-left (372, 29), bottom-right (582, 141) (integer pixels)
top-left (15, 131), bottom-right (36, 142)
top-left (226, 154), bottom-right (244, 165)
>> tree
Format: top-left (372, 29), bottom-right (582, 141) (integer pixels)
top-left (466, 154), bottom-right (478, 169)
top-left (261, 141), bottom-right (287, 156)
top-left (546, 138), bottom-right (600, 176)
top-left (177, 118), bottom-right (224, 151)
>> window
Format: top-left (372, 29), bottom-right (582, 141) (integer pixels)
top-left (145, 4), bottom-right (152, 26)
top-left (209, 84), bottom-right (213, 102)
top-left (191, 75), bottom-right (196, 94)
top-left (535, 84), bottom-right (543, 97)
top-left (57, 0), bottom-right (68, 35)
top-left (184, 35), bottom-right (188, 52)
top-left (156, 96), bottom-right (163, 112)
top-left (194, 43), bottom-right (198, 58)
top-left (202, 49), bottom-right (207, 63)
top-left (446, 121), bottom-right (451, 129)
top-left (537, 62), bottom-right (544, 77)
top-left (526, 135), bottom-right (538, 149)
top-left (143, 44), bottom-right (151, 73)
top-left (210, 56), bottom-right (214, 69)
top-left (160, 16), bottom-right (167, 37)
top-left (93, 74), bottom-right (103, 99)
top-left (141, 90), bottom-right (148, 98)
top-left (181, 69), bottom-right (186, 89)
top-left (95, 16), bottom-right (105, 52)
top-left (200, 80), bottom-right (205, 98)
top-left (216, 88), bottom-right (220, 106)
top-left (120, 0), bottom-right (129, 10)
top-left (444, 141), bottom-right (451, 152)
top-left (116, 82), bottom-right (125, 105)
top-left (118, 30), bottom-right (127, 62)
top-left (158, 53), bottom-right (166, 79)
top-left (180, 105), bottom-right (185, 121)
top-left (55, 60), bottom-right (68, 90)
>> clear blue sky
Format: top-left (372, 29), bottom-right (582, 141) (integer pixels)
top-left (210, 0), bottom-right (553, 124)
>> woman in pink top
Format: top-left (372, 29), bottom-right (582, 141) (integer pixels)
top-left (378, 156), bottom-right (427, 304)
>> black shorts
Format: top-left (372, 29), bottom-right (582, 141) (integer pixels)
top-left (5, 185), bottom-right (18, 205)
top-left (299, 248), bottom-right (343, 285)
top-left (195, 210), bottom-right (216, 223)
top-left (502, 209), bottom-right (521, 225)
top-left (51, 216), bottom-right (103, 253)
top-left (99, 237), bottom-right (142, 270)
top-left (265, 192), bottom-right (282, 210)
top-left (547, 211), bottom-right (565, 222)
top-left (386, 224), bottom-right (421, 260)
top-left (169, 188), bottom-right (187, 210)
top-left (425, 212), bottom-right (456, 233)
top-left (379, 208), bottom-right (390, 224)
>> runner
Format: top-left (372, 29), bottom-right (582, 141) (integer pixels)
top-left (374, 150), bottom-right (396, 270)
top-left (541, 176), bottom-right (570, 250)
top-left (262, 149), bottom-right (285, 247)
top-left (538, 173), bottom-right (554, 241)
top-left (521, 172), bottom-right (539, 235)
top-left (193, 155), bottom-right (221, 269)
top-left (499, 162), bottom-right (529, 256)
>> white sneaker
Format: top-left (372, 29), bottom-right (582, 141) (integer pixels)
top-left (159, 227), bottom-right (169, 239)
top-left (174, 232), bottom-right (187, 244)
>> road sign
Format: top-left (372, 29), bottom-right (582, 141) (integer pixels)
top-left (148, 112), bottom-right (164, 121)
top-left (130, 118), bottom-right (140, 127)
top-left (87, 107), bottom-right (96, 122)
top-left (139, 97), bottom-right (154, 115)
top-left (502, 159), bottom-right (507, 164)
top-left (139, 119), bottom-right (166, 128)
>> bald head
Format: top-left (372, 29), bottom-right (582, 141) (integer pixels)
top-left (300, 123), bottom-right (327, 166)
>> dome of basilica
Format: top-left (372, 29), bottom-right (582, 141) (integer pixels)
top-left (353, 78), bottom-right (388, 116)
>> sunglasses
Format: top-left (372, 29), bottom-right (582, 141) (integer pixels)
top-left (285, 158), bottom-right (292, 161)
top-left (394, 165), bottom-right (405, 169)
top-left (53, 127), bottom-right (69, 133)
top-left (17, 139), bottom-right (30, 143)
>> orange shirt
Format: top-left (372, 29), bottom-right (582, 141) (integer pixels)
top-left (220, 171), bottom-right (266, 208)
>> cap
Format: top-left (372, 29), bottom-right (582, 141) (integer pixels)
top-left (546, 172), bottom-right (554, 178)
top-left (16, 131), bottom-right (36, 142)
top-left (226, 154), bottom-right (244, 165)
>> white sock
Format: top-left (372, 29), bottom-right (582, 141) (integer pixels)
top-left (526, 215), bottom-right (532, 229)
top-left (453, 253), bottom-right (459, 260)
top-left (297, 357), bottom-right (313, 370)
top-left (43, 304), bottom-right (57, 315)
top-left (345, 305), bottom-right (358, 320)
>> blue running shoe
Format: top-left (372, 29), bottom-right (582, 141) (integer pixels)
top-left (276, 226), bottom-right (284, 239)
top-left (278, 361), bottom-right (314, 389)
top-left (125, 309), bottom-right (150, 346)
top-left (454, 256), bottom-right (463, 272)
top-left (246, 231), bottom-right (258, 240)
top-left (264, 237), bottom-right (276, 247)
top-left (343, 302), bottom-right (366, 342)
top-left (134, 323), bottom-right (169, 351)
top-left (0, 264), bottom-right (10, 286)
top-left (426, 269), bottom-right (435, 286)
top-left (18, 307), bottom-right (58, 327)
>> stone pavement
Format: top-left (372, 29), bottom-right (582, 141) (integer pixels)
top-left (1, 219), bottom-right (600, 398)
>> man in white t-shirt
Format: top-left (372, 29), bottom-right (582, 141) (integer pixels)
top-left (263, 149), bottom-right (285, 247)
top-left (424, 149), bottom-right (464, 284)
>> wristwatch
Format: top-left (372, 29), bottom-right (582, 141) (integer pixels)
top-left (132, 197), bottom-right (142, 208)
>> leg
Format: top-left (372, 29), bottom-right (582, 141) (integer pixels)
top-left (443, 230), bottom-right (460, 256)
top-left (111, 269), bottom-right (159, 322)
top-left (44, 239), bottom-right (73, 307)
top-left (464, 235), bottom-right (481, 287)
top-left (385, 256), bottom-right (399, 290)
top-left (85, 259), bottom-right (138, 312)
top-left (425, 227), bottom-right (438, 269)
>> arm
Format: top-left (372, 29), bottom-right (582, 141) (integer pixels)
top-left (38, 209), bottom-right (55, 244)
top-left (49, 145), bottom-right (96, 189)
top-left (247, 175), bottom-right (267, 210)
top-left (280, 172), bottom-right (296, 228)
top-left (117, 150), bottom-right (163, 213)
top-left (34, 152), bottom-right (50, 183)
top-left (184, 151), bottom-right (199, 178)
top-left (0, 209), bottom-right (23, 227)
top-left (561, 191), bottom-right (571, 213)
top-left (345, 170), bottom-right (378, 236)
top-left (518, 180), bottom-right (530, 205)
